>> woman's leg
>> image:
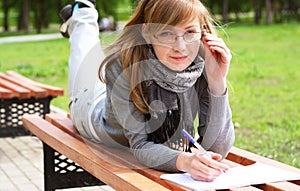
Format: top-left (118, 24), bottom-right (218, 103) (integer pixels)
top-left (68, 6), bottom-right (106, 141)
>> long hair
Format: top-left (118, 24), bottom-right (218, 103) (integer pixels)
top-left (99, 0), bottom-right (216, 114)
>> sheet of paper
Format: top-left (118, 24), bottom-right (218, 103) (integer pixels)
top-left (160, 162), bottom-right (300, 191)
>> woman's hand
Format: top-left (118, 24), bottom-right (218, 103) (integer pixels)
top-left (202, 32), bottom-right (232, 96)
top-left (176, 148), bottom-right (229, 182)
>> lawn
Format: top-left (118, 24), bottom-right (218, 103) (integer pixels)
top-left (223, 22), bottom-right (300, 168)
top-left (0, 22), bottom-right (299, 168)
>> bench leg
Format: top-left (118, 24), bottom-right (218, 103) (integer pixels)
top-left (0, 97), bottom-right (51, 137)
top-left (43, 142), bottom-right (105, 191)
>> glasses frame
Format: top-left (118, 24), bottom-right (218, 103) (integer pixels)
top-left (153, 31), bottom-right (202, 44)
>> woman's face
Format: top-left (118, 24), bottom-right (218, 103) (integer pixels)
top-left (147, 19), bottom-right (201, 71)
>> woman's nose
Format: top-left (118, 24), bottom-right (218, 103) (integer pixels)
top-left (172, 36), bottom-right (186, 51)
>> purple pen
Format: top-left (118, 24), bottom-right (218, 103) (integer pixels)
top-left (181, 129), bottom-right (228, 174)
top-left (181, 129), bottom-right (208, 155)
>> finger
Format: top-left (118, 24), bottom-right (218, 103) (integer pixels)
top-left (190, 159), bottom-right (222, 180)
top-left (208, 43), bottom-right (231, 58)
top-left (207, 151), bottom-right (222, 161)
top-left (190, 147), bottom-right (198, 154)
top-left (203, 41), bottom-right (214, 59)
top-left (208, 46), bottom-right (231, 64)
top-left (203, 33), bottom-right (231, 55)
top-left (205, 40), bottom-right (231, 58)
top-left (196, 153), bottom-right (229, 171)
top-left (191, 172), bottom-right (219, 182)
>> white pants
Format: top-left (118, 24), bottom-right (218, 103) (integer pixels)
top-left (68, 8), bottom-right (106, 141)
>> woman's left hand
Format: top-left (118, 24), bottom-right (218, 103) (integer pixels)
top-left (202, 32), bottom-right (232, 96)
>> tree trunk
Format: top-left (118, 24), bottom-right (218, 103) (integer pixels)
top-left (265, 0), bottom-right (272, 25)
top-left (253, 0), bottom-right (262, 24)
top-left (222, 0), bottom-right (229, 24)
top-left (34, 0), bottom-right (44, 33)
top-left (18, 0), bottom-right (30, 32)
top-left (2, 1), bottom-right (9, 31)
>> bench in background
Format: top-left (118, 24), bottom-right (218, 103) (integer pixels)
top-left (0, 71), bottom-right (64, 137)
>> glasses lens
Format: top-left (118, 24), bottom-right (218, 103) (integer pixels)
top-left (156, 34), bottom-right (175, 43)
top-left (184, 32), bottom-right (201, 43)
top-left (155, 32), bottom-right (201, 44)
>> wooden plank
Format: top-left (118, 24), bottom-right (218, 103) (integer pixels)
top-left (228, 147), bottom-right (300, 174)
top-left (45, 113), bottom-right (267, 191)
top-left (22, 114), bottom-right (170, 191)
top-left (0, 73), bottom-right (47, 98)
top-left (5, 71), bottom-right (64, 97)
top-left (45, 113), bottom-right (190, 191)
top-left (229, 187), bottom-right (262, 191)
top-left (0, 86), bottom-right (14, 99)
top-left (227, 147), bottom-right (300, 190)
top-left (0, 78), bottom-right (30, 99)
top-left (25, 113), bottom-right (300, 191)
top-left (257, 181), bottom-right (300, 190)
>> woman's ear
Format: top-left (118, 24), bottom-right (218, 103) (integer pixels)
top-left (141, 23), bottom-right (151, 44)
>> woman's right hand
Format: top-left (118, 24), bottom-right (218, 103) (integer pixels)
top-left (176, 148), bottom-right (229, 181)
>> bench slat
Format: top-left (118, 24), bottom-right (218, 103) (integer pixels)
top-left (5, 71), bottom-right (64, 97)
top-left (229, 187), bottom-right (262, 191)
top-left (0, 86), bottom-right (14, 99)
top-left (228, 147), bottom-right (300, 174)
top-left (0, 73), bottom-right (47, 98)
top-left (0, 78), bottom-right (31, 99)
top-left (22, 114), bottom-right (170, 191)
top-left (260, 181), bottom-right (300, 190)
top-left (227, 147), bottom-right (300, 190)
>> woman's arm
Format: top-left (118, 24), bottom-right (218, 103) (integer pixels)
top-left (105, 59), bottom-right (181, 172)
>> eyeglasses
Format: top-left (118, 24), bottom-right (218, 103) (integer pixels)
top-left (153, 31), bottom-right (202, 44)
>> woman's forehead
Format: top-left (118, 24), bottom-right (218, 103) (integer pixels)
top-left (145, 19), bottom-right (201, 31)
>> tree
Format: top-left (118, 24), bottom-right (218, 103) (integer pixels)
top-left (1, 0), bottom-right (18, 31)
top-left (17, 0), bottom-right (30, 33)
top-left (32, 0), bottom-right (47, 33)
top-left (222, 0), bottom-right (229, 24)
top-left (253, 0), bottom-right (263, 24)
top-left (265, 0), bottom-right (272, 25)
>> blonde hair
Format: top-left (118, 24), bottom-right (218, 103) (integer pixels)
top-left (99, 0), bottom-right (216, 114)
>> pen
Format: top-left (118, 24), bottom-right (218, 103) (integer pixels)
top-left (181, 129), bottom-right (228, 174)
top-left (181, 129), bottom-right (208, 156)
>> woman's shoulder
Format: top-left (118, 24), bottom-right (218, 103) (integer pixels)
top-left (105, 53), bottom-right (123, 81)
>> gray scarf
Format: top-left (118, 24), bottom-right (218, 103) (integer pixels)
top-left (142, 49), bottom-right (205, 149)
top-left (142, 49), bottom-right (205, 93)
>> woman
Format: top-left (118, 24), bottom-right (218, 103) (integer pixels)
top-left (64, 0), bottom-right (234, 181)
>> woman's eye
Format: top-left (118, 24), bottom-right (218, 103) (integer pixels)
top-left (186, 30), bottom-right (197, 34)
top-left (159, 31), bottom-right (173, 37)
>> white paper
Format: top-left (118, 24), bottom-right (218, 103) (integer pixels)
top-left (160, 162), bottom-right (300, 191)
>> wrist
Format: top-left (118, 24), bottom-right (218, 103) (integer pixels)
top-left (208, 80), bottom-right (227, 96)
top-left (176, 152), bottom-right (193, 172)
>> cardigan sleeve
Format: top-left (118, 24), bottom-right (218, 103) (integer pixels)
top-left (196, 74), bottom-right (235, 158)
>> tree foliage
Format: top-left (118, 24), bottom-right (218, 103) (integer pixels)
top-left (0, 0), bottom-right (299, 33)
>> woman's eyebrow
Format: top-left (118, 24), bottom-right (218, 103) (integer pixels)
top-left (184, 25), bottom-right (199, 30)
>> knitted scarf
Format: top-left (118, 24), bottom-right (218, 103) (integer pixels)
top-left (142, 49), bottom-right (205, 93)
top-left (142, 49), bottom-right (205, 149)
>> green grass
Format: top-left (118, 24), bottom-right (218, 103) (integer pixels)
top-left (0, 23), bottom-right (299, 168)
top-left (222, 22), bottom-right (300, 168)
top-left (0, 38), bottom-right (70, 109)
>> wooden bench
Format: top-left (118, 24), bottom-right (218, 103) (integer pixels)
top-left (22, 113), bottom-right (300, 191)
top-left (0, 71), bottom-right (64, 137)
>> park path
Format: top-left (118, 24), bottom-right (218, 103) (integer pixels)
top-left (0, 33), bottom-right (62, 44)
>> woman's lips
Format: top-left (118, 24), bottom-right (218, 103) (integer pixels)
top-left (171, 56), bottom-right (188, 61)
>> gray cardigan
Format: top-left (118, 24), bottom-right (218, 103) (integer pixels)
top-left (91, 57), bottom-right (235, 172)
